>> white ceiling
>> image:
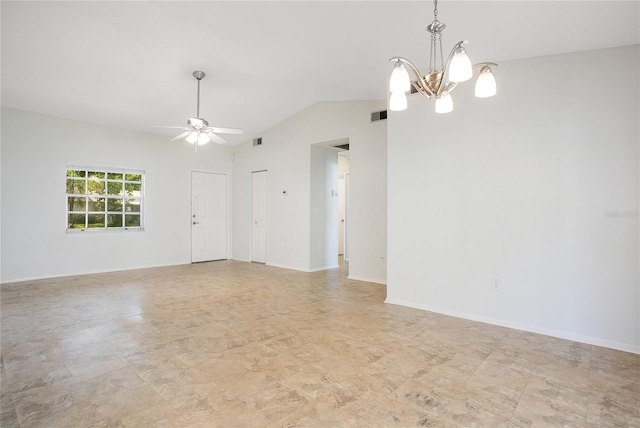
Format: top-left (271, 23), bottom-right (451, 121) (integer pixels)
top-left (2, 1), bottom-right (638, 146)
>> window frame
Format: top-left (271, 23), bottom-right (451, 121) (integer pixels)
top-left (65, 164), bottom-right (145, 233)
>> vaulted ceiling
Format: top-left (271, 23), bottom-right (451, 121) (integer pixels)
top-left (2, 1), bottom-right (638, 146)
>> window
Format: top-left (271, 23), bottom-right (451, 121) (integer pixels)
top-left (66, 166), bottom-right (144, 231)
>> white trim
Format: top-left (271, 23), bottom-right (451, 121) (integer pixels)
top-left (309, 265), bottom-right (339, 272)
top-left (231, 257), bottom-right (251, 263)
top-left (348, 275), bottom-right (387, 285)
top-left (385, 298), bottom-right (640, 355)
top-left (265, 263), bottom-right (340, 273)
top-left (0, 262), bottom-right (191, 285)
top-left (266, 262), bottom-right (310, 272)
top-left (66, 161), bottom-right (145, 175)
top-left (65, 227), bottom-right (144, 234)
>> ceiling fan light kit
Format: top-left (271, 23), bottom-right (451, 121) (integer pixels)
top-left (388, 0), bottom-right (498, 114)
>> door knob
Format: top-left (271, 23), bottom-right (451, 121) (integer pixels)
top-left (193, 221), bottom-right (199, 225)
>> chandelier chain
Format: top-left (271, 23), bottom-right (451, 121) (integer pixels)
top-left (433, 0), bottom-right (438, 20)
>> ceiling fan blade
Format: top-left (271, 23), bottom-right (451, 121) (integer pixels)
top-left (207, 132), bottom-right (228, 145)
top-left (208, 126), bottom-right (243, 135)
top-left (171, 131), bottom-right (191, 141)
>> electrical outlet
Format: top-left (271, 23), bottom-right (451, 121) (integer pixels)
top-left (491, 277), bottom-right (499, 290)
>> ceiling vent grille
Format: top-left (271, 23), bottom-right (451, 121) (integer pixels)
top-left (253, 137), bottom-right (262, 147)
top-left (371, 110), bottom-right (388, 122)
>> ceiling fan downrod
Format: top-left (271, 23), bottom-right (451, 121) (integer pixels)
top-left (193, 71), bottom-right (205, 118)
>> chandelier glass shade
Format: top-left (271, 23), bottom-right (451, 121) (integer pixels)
top-left (435, 94), bottom-right (453, 113)
top-left (388, 0), bottom-right (497, 113)
top-left (474, 66), bottom-right (497, 98)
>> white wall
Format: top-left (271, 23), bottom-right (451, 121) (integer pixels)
top-left (387, 45), bottom-right (640, 353)
top-left (232, 100), bottom-right (387, 283)
top-left (310, 145), bottom-right (338, 271)
top-left (1, 108), bottom-right (233, 282)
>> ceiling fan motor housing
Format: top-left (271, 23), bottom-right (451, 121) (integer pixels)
top-left (187, 117), bottom-right (208, 129)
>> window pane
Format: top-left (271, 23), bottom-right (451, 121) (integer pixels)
top-left (107, 173), bottom-right (123, 180)
top-left (124, 199), bottom-right (140, 212)
top-left (66, 178), bottom-right (86, 194)
top-left (87, 214), bottom-right (105, 228)
top-left (68, 197), bottom-right (86, 211)
top-left (88, 179), bottom-right (105, 195)
top-left (125, 173), bottom-right (141, 182)
top-left (107, 214), bottom-right (123, 227)
top-left (107, 198), bottom-right (123, 212)
top-left (88, 197), bottom-right (105, 212)
top-left (68, 213), bottom-right (86, 229)
top-left (88, 171), bottom-right (105, 179)
top-left (124, 182), bottom-right (141, 196)
top-left (107, 181), bottom-right (123, 195)
top-left (67, 169), bottom-right (86, 178)
top-left (125, 214), bottom-right (140, 227)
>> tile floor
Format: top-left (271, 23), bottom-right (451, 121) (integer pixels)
top-left (1, 260), bottom-right (639, 427)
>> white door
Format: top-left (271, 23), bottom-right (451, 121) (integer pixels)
top-left (251, 171), bottom-right (267, 263)
top-left (191, 172), bottom-right (227, 262)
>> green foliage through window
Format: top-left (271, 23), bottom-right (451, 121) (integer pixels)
top-left (66, 167), bottom-right (143, 231)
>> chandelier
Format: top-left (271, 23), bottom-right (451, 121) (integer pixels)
top-left (388, 0), bottom-right (497, 113)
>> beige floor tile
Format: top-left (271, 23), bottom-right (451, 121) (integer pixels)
top-left (92, 382), bottom-right (168, 422)
top-left (532, 357), bottom-right (591, 392)
top-left (465, 360), bottom-right (530, 410)
top-left (1, 259), bottom-right (639, 427)
top-left (510, 376), bottom-right (587, 427)
top-left (586, 390), bottom-right (640, 427)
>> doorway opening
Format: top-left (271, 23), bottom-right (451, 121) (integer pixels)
top-left (338, 151), bottom-right (349, 262)
top-left (309, 138), bottom-right (349, 272)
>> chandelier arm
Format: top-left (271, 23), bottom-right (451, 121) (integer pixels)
top-left (389, 56), bottom-right (434, 98)
top-left (473, 62), bottom-right (498, 69)
top-left (436, 40), bottom-right (468, 97)
top-left (439, 81), bottom-right (458, 98)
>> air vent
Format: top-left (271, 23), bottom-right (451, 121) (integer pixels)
top-left (253, 137), bottom-right (262, 146)
top-left (371, 110), bottom-right (388, 122)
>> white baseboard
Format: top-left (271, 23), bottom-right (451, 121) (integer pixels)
top-left (230, 257), bottom-right (251, 263)
top-left (348, 275), bottom-right (387, 285)
top-left (265, 263), bottom-right (340, 273)
top-left (309, 265), bottom-right (339, 272)
top-left (265, 262), bottom-right (307, 272)
top-left (384, 298), bottom-right (640, 355)
top-left (1, 261), bottom-right (192, 285)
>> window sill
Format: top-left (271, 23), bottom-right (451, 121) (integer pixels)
top-left (65, 227), bottom-right (144, 234)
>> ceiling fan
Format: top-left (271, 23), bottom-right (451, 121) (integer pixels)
top-left (157, 71), bottom-right (243, 150)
